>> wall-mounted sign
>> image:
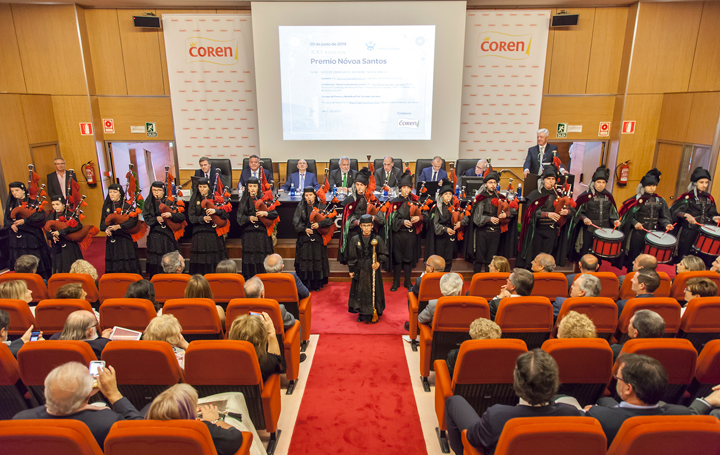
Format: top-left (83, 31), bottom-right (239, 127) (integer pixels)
top-left (146, 122), bottom-right (157, 138)
top-left (598, 122), bottom-right (610, 137)
top-left (79, 122), bottom-right (93, 135)
top-left (103, 119), bottom-right (115, 134)
top-left (622, 120), bottom-right (636, 134)
top-left (556, 123), bottom-right (568, 138)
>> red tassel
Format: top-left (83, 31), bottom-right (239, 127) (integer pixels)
top-left (67, 219), bottom-right (78, 228)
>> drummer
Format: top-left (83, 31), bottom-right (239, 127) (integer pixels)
top-left (670, 166), bottom-right (720, 268)
top-left (567, 166), bottom-right (621, 263)
top-left (617, 168), bottom-right (673, 270)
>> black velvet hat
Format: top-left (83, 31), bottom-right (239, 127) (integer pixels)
top-left (398, 170), bottom-right (413, 188)
top-left (439, 178), bottom-right (454, 195)
top-left (541, 165), bottom-right (558, 180)
top-left (591, 166), bottom-right (610, 182)
top-left (359, 214), bottom-right (374, 224)
top-left (691, 167), bottom-right (712, 182)
top-left (484, 170), bottom-right (500, 184)
top-left (640, 168), bottom-right (661, 186)
top-left (356, 167), bottom-right (371, 185)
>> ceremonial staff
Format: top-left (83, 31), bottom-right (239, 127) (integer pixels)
top-left (371, 238), bottom-right (379, 323)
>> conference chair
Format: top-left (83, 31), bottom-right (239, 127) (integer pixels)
top-left (0, 273), bottom-right (49, 303)
top-left (619, 272), bottom-right (672, 300)
top-left (0, 299), bottom-right (36, 340)
top-left (670, 271), bottom-right (720, 301)
top-left (98, 273), bottom-right (143, 304)
top-left (0, 419), bottom-right (103, 455)
top-left (150, 274), bottom-right (190, 303)
top-left (617, 338), bottom-right (698, 404)
top-left (99, 298), bottom-right (156, 332)
top-left (286, 159), bottom-right (318, 179)
top-left (606, 415), bottom-right (720, 455)
top-left (454, 159), bottom-right (480, 179)
top-left (34, 299), bottom-right (94, 336)
top-left (678, 297), bottom-right (720, 353)
top-left (615, 297), bottom-right (682, 343)
top-left (255, 273), bottom-right (312, 351)
top-left (495, 297), bottom-right (554, 349)
top-left (208, 158), bottom-right (232, 189)
top-left (329, 158), bottom-right (359, 173)
top-left (687, 339), bottom-right (720, 402)
top-left (101, 340), bottom-right (185, 410)
top-left (205, 273), bottom-right (245, 305)
top-left (373, 157), bottom-right (404, 173)
top-left (542, 338), bottom-right (614, 407)
top-left (419, 296), bottom-right (490, 392)
top-left (0, 343), bottom-right (28, 420)
top-left (435, 339), bottom-right (528, 452)
top-left (163, 298), bottom-right (224, 341)
top-left (530, 273), bottom-right (568, 301)
top-left (462, 417), bottom-right (607, 455)
top-left (572, 272), bottom-right (620, 300)
top-left (552, 297), bottom-right (618, 340)
top-left (48, 273), bottom-right (100, 304)
top-left (18, 341), bottom-right (97, 406)
top-left (105, 420), bottom-right (253, 455)
top-left (468, 273), bottom-right (509, 300)
top-left (408, 272), bottom-right (446, 351)
top-left (226, 298), bottom-right (302, 394)
top-left (184, 340), bottom-right (282, 454)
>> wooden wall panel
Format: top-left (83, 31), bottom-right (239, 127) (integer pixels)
top-left (0, 95), bottom-right (33, 189)
top-left (117, 9), bottom-right (165, 96)
top-left (657, 93), bottom-right (693, 143)
top-left (616, 2), bottom-right (638, 95)
top-left (0, 4), bottom-right (27, 94)
top-left (628, 2), bottom-right (703, 94)
top-left (75, 5), bottom-right (96, 96)
top-left (689, 2), bottom-right (720, 92)
top-left (548, 8), bottom-right (595, 95)
top-left (85, 9), bottom-right (127, 96)
top-left (20, 95), bottom-right (58, 144)
top-left (686, 92), bottom-right (720, 145)
top-left (12, 4), bottom-right (87, 95)
top-left (97, 97), bottom-right (174, 141)
top-left (586, 7), bottom-right (628, 94)
top-left (539, 95), bottom-right (615, 140)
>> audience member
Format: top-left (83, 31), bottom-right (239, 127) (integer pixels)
top-left (411, 255), bottom-right (446, 297)
top-left (0, 309), bottom-right (42, 357)
top-left (215, 259), bottom-right (238, 274)
top-left (243, 276), bottom-right (298, 333)
top-left (262, 254), bottom-right (310, 301)
top-left (531, 253), bottom-right (556, 273)
top-left (553, 274), bottom-right (602, 317)
top-left (143, 314), bottom-right (188, 369)
top-left (51, 310), bottom-right (112, 358)
top-left (610, 309), bottom-right (665, 359)
top-left (14, 254), bottom-right (40, 274)
top-left (418, 156), bottom-right (447, 183)
top-left (161, 251), bottom-right (185, 274)
top-left (566, 254), bottom-right (599, 291)
top-left (13, 362), bottom-right (143, 450)
top-left (69, 259), bottom-right (99, 281)
top-left (418, 273), bottom-right (463, 326)
top-left (618, 253), bottom-right (657, 287)
top-left (0, 279), bottom-right (33, 305)
top-left (184, 274), bottom-right (226, 326)
top-left (557, 311), bottom-right (597, 338)
top-left (488, 255), bottom-right (510, 273)
top-left (228, 313), bottom-right (286, 382)
top-left (676, 254), bottom-right (706, 274)
top-left (711, 256), bottom-right (720, 273)
top-left (327, 156), bottom-right (357, 193)
top-left (446, 349), bottom-right (582, 455)
top-left (281, 158), bottom-right (320, 192)
top-left (616, 268), bottom-right (660, 315)
top-left (146, 384), bottom-right (244, 455)
top-left (488, 268), bottom-right (534, 320)
top-left (124, 279), bottom-right (161, 313)
top-left (447, 318), bottom-right (501, 378)
top-left (682, 278), bottom-right (718, 315)
top-left (55, 282), bottom-right (87, 300)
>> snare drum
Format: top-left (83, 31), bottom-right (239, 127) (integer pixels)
top-left (643, 231), bottom-right (677, 264)
top-left (693, 225), bottom-right (720, 256)
top-left (591, 228), bottom-right (625, 259)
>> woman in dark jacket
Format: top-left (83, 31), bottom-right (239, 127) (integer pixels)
top-left (100, 183), bottom-right (141, 274)
top-left (3, 181), bottom-right (51, 279)
top-left (46, 195), bottom-right (83, 274)
top-left (187, 178), bottom-right (229, 275)
top-left (142, 181), bottom-right (187, 279)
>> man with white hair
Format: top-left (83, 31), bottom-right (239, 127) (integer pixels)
top-left (244, 275), bottom-right (297, 331)
top-left (49, 310), bottom-right (113, 358)
top-left (522, 128), bottom-right (566, 196)
top-left (418, 273), bottom-right (464, 326)
top-left (553, 274), bottom-right (602, 317)
top-left (328, 156), bottom-right (357, 193)
top-left (263, 254), bottom-right (310, 301)
top-left (464, 159), bottom-right (489, 177)
top-left (13, 362), bottom-right (143, 449)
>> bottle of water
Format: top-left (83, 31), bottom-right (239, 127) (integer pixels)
top-left (332, 184), bottom-right (337, 197)
top-left (517, 183), bottom-right (522, 196)
top-left (383, 185), bottom-right (389, 198)
top-left (455, 185), bottom-right (460, 197)
top-left (290, 182), bottom-right (295, 197)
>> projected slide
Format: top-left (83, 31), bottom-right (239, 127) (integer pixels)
top-left (279, 25), bottom-right (435, 141)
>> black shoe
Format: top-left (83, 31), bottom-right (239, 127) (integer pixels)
top-left (357, 315), bottom-right (363, 322)
top-left (391, 283), bottom-right (399, 292)
top-left (300, 354), bottom-right (307, 363)
top-left (404, 321), bottom-right (410, 331)
top-left (404, 282), bottom-right (412, 290)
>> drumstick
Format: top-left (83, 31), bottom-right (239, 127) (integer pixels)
top-left (589, 222), bottom-right (601, 230)
top-left (640, 227), bottom-right (663, 239)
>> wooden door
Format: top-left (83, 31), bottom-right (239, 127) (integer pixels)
top-left (654, 143), bottom-right (683, 203)
top-left (30, 143), bottom-right (60, 182)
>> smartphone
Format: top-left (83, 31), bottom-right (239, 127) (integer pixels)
top-left (89, 360), bottom-right (105, 377)
top-left (29, 331), bottom-right (40, 342)
top-left (249, 312), bottom-right (263, 318)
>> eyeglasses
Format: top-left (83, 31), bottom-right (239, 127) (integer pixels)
top-left (613, 374), bottom-right (626, 383)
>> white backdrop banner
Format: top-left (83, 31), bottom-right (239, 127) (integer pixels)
top-left (459, 10), bottom-right (550, 167)
top-left (163, 14), bottom-right (259, 169)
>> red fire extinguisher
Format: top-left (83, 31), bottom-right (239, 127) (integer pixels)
top-left (615, 160), bottom-right (630, 186)
top-left (81, 161), bottom-right (98, 186)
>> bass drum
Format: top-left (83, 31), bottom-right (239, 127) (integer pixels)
top-left (693, 225), bottom-right (720, 256)
top-left (591, 228), bottom-right (625, 259)
top-left (643, 231), bottom-right (677, 264)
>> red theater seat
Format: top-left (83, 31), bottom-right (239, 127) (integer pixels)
top-left (99, 298), bottom-right (156, 332)
top-left (48, 273), bottom-right (99, 303)
top-left (98, 273), bottom-right (143, 303)
top-left (0, 273), bottom-right (49, 303)
top-left (607, 415), bottom-right (720, 455)
top-left (205, 273), bottom-right (246, 304)
top-left (0, 419), bottom-right (103, 455)
top-left (150, 274), bottom-right (190, 303)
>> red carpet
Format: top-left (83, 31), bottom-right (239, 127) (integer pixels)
top-left (84, 237), bottom-right (106, 276)
top-left (310, 282), bottom-right (409, 335)
top-left (598, 260), bottom-right (676, 279)
top-left (288, 334), bottom-right (427, 455)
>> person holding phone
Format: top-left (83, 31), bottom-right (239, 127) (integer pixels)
top-left (228, 313), bottom-right (286, 382)
top-left (0, 309), bottom-right (43, 357)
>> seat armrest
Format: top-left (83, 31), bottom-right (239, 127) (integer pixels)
top-left (234, 432), bottom-right (253, 455)
top-left (261, 374), bottom-right (282, 433)
top-left (298, 294), bottom-right (311, 312)
top-left (408, 293), bottom-right (419, 339)
top-left (283, 321), bottom-right (301, 381)
top-left (419, 324), bottom-right (434, 377)
top-left (298, 296), bottom-right (311, 342)
top-left (434, 360), bottom-right (453, 431)
top-left (462, 429), bottom-right (485, 455)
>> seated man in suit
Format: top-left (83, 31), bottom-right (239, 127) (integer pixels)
top-left (610, 309), bottom-right (665, 359)
top-left (530, 253), bottom-right (556, 273)
top-left (48, 310), bottom-right (112, 358)
top-left (238, 154), bottom-right (273, 190)
top-left (161, 251), bottom-right (185, 274)
top-left (280, 159), bottom-right (320, 192)
top-left (0, 309), bottom-right (43, 357)
top-left (464, 159), bottom-right (488, 177)
top-left (566, 253), bottom-right (599, 292)
top-left (13, 362), bottom-right (144, 450)
top-left (417, 272), bottom-right (463, 326)
top-left (489, 268), bottom-right (535, 320)
top-left (553, 274), bottom-right (602, 317)
top-left (46, 157), bottom-right (77, 199)
top-left (411, 255), bottom-right (446, 297)
top-left (328, 156), bottom-right (357, 194)
top-left (616, 268), bottom-right (660, 315)
top-left (374, 156), bottom-right (402, 189)
top-left (243, 275), bottom-right (298, 332)
top-left (193, 156), bottom-right (222, 186)
top-left (418, 156), bottom-right (447, 183)
top-left (619, 253), bottom-right (657, 288)
top-left (446, 349), bottom-right (583, 455)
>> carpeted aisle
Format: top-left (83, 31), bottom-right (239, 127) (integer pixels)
top-left (287, 334), bottom-right (427, 455)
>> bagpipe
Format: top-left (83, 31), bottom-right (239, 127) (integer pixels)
top-left (258, 159), bottom-right (273, 200)
top-left (201, 168), bottom-right (232, 236)
top-left (44, 169), bottom-right (99, 251)
top-left (310, 196), bottom-right (340, 245)
top-left (157, 165), bottom-right (187, 240)
top-left (407, 175), bottom-right (434, 234)
top-left (364, 155), bottom-right (381, 215)
top-left (448, 163), bottom-right (466, 240)
top-left (104, 164), bottom-right (147, 242)
top-left (10, 164), bottom-right (48, 221)
top-left (254, 192), bottom-right (281, 237)
top-left (552, 181), bottom-right (576, 228)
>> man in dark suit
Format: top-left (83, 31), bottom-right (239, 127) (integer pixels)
top-left (522, 129), bottom-right (566, 196)
top-left (464, 159), bottom-right (488, 176)
top-left (48, 310), bottom-right (112, 359)
top-left (417, 156), bottom-right (447, 183)
top-left (488, 268), bottom-right (534, 320)
top-left (610, 309), bottom-right (665, 359)
top-left (446, 349), bottom-right (583, 455)
top-left (46, 157), bottom-right (77, 199)
top-left (0, 310), bottom-right (43, 357)
top-left (328, 156), bottom-right (357, 193)
top-left (238, 154), bottom-right (273, 190)
top-left (244, 274), bottom-right (297, 333)
top-left (281, 159), bottom-right (320, 192)
top-left (553, 273), bottom-right (601, 317)
top-left (410, 255), bottom-right (446, 297)
top-left (193, 156), bottom-right (224, 189)
top-left (616, 268), bottom-right (659, 315)
top-left (13, 362), bottom-right (144, 450)
top-left (374, 156), bottom-right (402, 188)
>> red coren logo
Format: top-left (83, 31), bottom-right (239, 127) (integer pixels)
top-left (477, 32), bottom-right (532, 60)
top-left (186, 37), bottom-right (239, 65)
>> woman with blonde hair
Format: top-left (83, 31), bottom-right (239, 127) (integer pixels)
top-left (146, 384), bottom-right (244, 455)
top-left (184, 274), bottom-right (226, 325)
top-left (228, 313), bottom-right (285, 382)
top-left (0, 280), bottom-right (32, 304)
top-left (676, 254), bottom-right (706, 274)
top-left (557, 311), bottom-right (597, 339)
top-left (489, 256), bottom-right (511, 273)
top-left (55, 283), bottom-right (87, 300)
top-left (69, 259), bottom-right (98, 281)
top-left (143, 314), bottom-right (188, 368)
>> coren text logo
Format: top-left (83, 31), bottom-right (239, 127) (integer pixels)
top-left (477, 32), bottom-right (532, 60)
top-left (186, 37), bottom-right (239, 65)
top-left (398, 119), bottom-right (420, 128)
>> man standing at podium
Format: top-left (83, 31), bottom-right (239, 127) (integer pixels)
top-left (522, 129), bottom-right (567, 196)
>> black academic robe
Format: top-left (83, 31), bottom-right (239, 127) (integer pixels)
top-left (348, 233), bottom-right (387, 321)
top-left (670, 190), bottom-right (719, 265)
top-left (293, 200), bottom-right (334, 291)
top-left (188, 195), bottom-right (229, 275)
top-left (426, 202), bottom-right (458, 271)
top-left (100, 200), bottom-right (141, 274)
top-left (517, 187), bottom-right (571, 268)
top-left (616, 193), bottom-right (672, 269)
top-left (385, 197), bottom-right (422, 267)
top-left (3, 196), bottom-right (51, 279)
top-left (337, 192), bottom-right (369, 265)
top-left (46, 212), bottom-right (83, 274)
top-left (237, 194), bottom-right (278, 279)
top-left (142, 196), bottom-right (186, 278)
top-left (567, 188), bottom-right (619, 262)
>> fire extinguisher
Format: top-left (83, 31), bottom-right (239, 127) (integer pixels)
top-left (615, 160), bottom-right (630, 186)
top-left (81, 161), bottom-right (98, 186)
